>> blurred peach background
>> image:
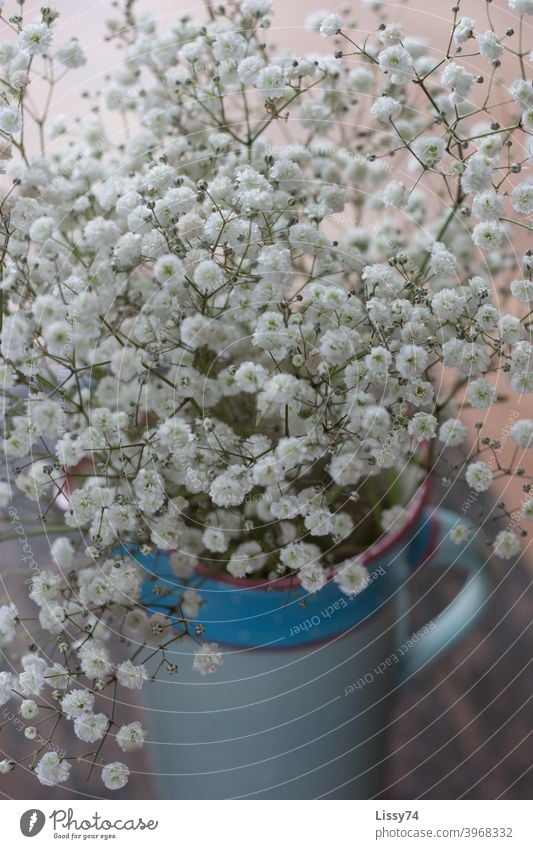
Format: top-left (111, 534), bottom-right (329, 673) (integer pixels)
top-left (18, 1), bottom-right (533, 134)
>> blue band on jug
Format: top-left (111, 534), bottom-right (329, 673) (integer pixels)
top-left (134, 512), bottom-right (435, 649)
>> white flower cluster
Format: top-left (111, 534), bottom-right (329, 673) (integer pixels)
top-left (0, 0), bottom-right (531, 790)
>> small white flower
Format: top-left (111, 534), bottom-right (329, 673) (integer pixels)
top-left (431, 288), bottom-right (465, 320)
top-left (472, 191), bottom-right (504, 221)
top-left (334, 559), bottom-right (369, 596)
top-left (370, 96), bottom-right (402, 123)
top-left (0, 671), bottom-right (14, 706)
top-left (192, 642), bottom-right (223, 676)
top-left (154, 253), bottom-right (184, 284)
top-left (61, 689), bottom-right (95, 720)
top-left (116, 721), bottom-right (146, 752)
top-left (242, 0), bottom-right (273, 15)
top-left (493, 530), bottom-right (521, 560)
top-left (441, 63), bottom-right (475, 103)
top-left (79, 644), bottom-right (112, 680)
top-left (212, 32), bottom-right (247, 63)
top-left (461, 154), bottom-right (493, 193)
top-left (408, 412), bottom-right (438, 441)
top-left (35, 752), bottom-right (71, 787)
top-left (511, 78), bottom-right (533, 110)
top-left (449, 523), bottom-right (472, 544)
top-left (44, 663), bottom-right (70, 691)
top-left (348, 67), bottom-right (374, 92)
top-left (438, 419), bottom-right (468, 447)
top-left (227, 541), bottom-right (266, 577)
top-left (472, 221), bottom-right (505, 250)
top-left (379, 22), bottom-right (405, 46)
top-left (476, 31), bottom-right (503, 62)
top-left (378, 45), bottom-right (413, 85)
top-left (57, 38), bottom-right (86, 68)
top-left (51, 537), bottom-right (75, 571)
top-left (18, 668), bottom-right (45, 697)
top-left (522, 498), bottom-right (533, 521)
top-left (453, 17), bottom-right (475, 45)
top-left (19, 699), bottom-right (38, 720)
top-left (181, 588), bottom-right (201, 619)
top-left (396, 344), bottom-right (429, 379)
top-left (382, 180), bottom-right (408, 208)
top-left (193, 259), bottom-right (224, 294)
top-left (511, 279), bottom-right (533, 303)
top-left (210, 466), bottom-right (252, 507)
top-left (522, 107), bottom-right (533, 132)
top-left (202, 526), bottom-right (229, 553)
top-left (508, 0), bottom-right (533, 14)
top-left (298, 563), bottom-right (327, 593)
top-left (511, 182), bottom-right (533, 215)
top-left (256, 65), bottom-right (286, 98)
top-left (19, 22), bottom-right (53, 56)
top-left (510, 419), bottom-right (533, 448)
top-left (466, 461), bottom-right (493, 493)
top-left (133, 468), bottom-right (165, 514)
top-left (319, 13), bottom-right (342, 37)
top-left (411, 136), bottom-right (446, 168)
top-left (466, 378), bottom-right (495, 410)
top-left (500, 314), bottom-right (523, 345)
top-left (237, 56), bottom-right (265, 85)
top-left (0, 603), bottom-right (18, 645)
top-left (234, 362), bottom-right (267, 393)
top-left (74, 712), bottom-right (109, 743)
top-left (0, 107), bottom-right (21, 135)
top-left (101, 761), bottom-right (130, 790)
top-left (116, 660), bottom-right (147, 690)
top-left (157, 417), bottom-right (192, 452)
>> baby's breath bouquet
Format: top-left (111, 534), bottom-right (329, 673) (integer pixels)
top-left (0, 0), bottom-right (532, 791)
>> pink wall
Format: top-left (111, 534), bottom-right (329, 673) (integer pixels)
top-left (20, 1), bottom-right (532, 124)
